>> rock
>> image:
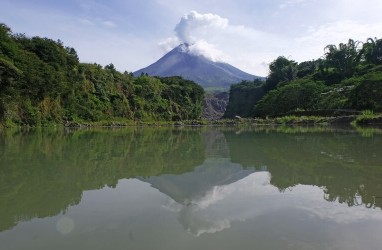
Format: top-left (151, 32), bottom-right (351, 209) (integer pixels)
top-left (203, 91), bottom-right (229, 120)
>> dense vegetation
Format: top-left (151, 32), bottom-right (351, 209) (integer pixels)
top-left (224, 79), bottom-right (264, 117)
top-left (224, 38), bottom-right (382, 118)
top-left (0, 23), bottom-right (204, 127)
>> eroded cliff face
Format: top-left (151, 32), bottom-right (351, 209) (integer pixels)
top-left (203, 91), bottom-right (229, 120)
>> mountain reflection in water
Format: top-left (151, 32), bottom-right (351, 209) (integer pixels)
top-left (0, 126), bottom-right (382, 236)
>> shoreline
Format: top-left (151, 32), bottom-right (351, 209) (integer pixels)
top-left (2, 114), bottom-right (382, 129)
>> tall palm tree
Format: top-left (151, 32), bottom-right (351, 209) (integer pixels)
top-left (361, 37), bottom-right (382, 65)
top-left (324, 39), bottom-right (361, 78)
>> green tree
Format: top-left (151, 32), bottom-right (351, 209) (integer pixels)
top-left (223, 80), bottom-right (264, 118)
top-left (254, 79), bottom-right (325, 117)
top-left (348, 72), bottom-right (382, 111)
top-left (361, 37), bottom-right (382, 65)
top-left (0, 23), bottom-right (205, 126)
top-left (324, 39), bottom-right (362, 80)
top-left (264, 56), bottom-right (298, 91)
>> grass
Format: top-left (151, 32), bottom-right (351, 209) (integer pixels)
top-left (354, 110), bottom-right (382, 125)
top-left (273, 115), bottom-right (328, 125)
top-left (2, 111), bottom-right (382, 128)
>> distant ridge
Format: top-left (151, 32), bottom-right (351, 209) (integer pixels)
top-left (134, 44), bottom-right (263, 89)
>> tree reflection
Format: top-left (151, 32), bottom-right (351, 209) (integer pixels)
top-left (224, 128), bottom-right (382, 210)
top-left (0, 127), bottom-right (205, 231)
top-left (0, 126), bottom-right (381, 233)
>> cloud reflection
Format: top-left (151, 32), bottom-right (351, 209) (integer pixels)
top-left (156, 169), bottom-right (382, 236)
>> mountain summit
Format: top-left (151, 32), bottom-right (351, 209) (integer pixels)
top-left (134, 44), bottom-right (262, 89)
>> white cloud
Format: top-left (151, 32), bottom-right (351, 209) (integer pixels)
top-left (297, 20), bottom-right (382, 44)
top-left (188, 40), bottom-right (229, 62)
top-left (293, 20), bottom-right (382, 62)
top-left (175, 11), bottom-right (229, 44)
top-left (159, 8), bottom-right (382, 77)
top-left (3, 0), bottom-right (382, 77)
top-left (159, 37), bottom-right (181, 52)
top-left (279, 0), bottom-right (310, 9)
top-left (77, 18), bottom-right (118, 29)
top-left (101, 20), bottom-right (117, 28)
top-left (162, 11), bottom-right (285, 76)
top-left (77, 18), bottom-right (95, 26)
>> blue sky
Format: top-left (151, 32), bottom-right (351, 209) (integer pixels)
top-left (1, 0), bottom-right (382, 76)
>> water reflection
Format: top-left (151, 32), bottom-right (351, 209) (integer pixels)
top-left (141, 158), bottom-right (263, 236)
top-left (166, 172), bottom-right (382, 237)
top-left (0, 126), bottom-right (382, 236)
top-left (224, 129), bottom-right (382, 209)
top-left (139, 130), bottom-right (266, 235)
top-left (0, 127), bottom-right (204, 232)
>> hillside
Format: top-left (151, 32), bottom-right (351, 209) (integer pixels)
top-left (0, 23), bottom-right (204, 127)
top-left (224, 38), bottom-right (382, 118)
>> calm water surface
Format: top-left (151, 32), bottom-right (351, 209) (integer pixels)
top-left (0, 127), bottom-right (382, 250)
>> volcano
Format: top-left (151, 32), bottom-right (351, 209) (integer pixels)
top-left (134, 44), bottom-right (262, 89)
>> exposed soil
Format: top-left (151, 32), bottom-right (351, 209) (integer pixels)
top-left (203, 91), bottom-right (229, 120)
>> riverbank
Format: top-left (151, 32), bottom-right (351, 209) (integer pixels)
top-left (1, 112), bottom-right (382, 129)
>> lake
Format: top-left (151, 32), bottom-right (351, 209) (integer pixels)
top-left (1, 126), bottom-right (382, 250)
